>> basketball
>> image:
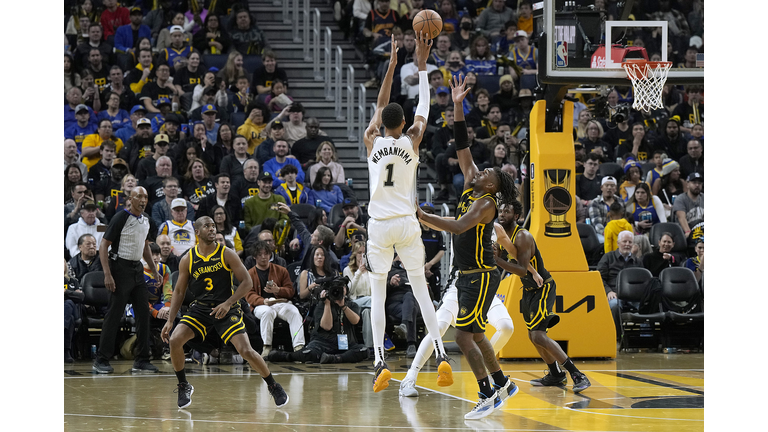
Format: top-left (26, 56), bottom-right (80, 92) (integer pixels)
top-left (412, 10), bottom-right (442, 39)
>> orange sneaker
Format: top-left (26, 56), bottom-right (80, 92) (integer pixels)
top-left (373, 361), bottom-right (391, 392)
top-left (436, 354), bottom-right (454, 387)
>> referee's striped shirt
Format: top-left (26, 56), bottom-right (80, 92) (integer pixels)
top-left (103, 209), bottom-right (151, 261)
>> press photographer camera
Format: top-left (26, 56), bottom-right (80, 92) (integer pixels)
top-left (265, 275), bottom-right (369, 365)
top-left (313, 275), bottom-right (349, 302)
top-left (588, 93), bottom-right (631, 124)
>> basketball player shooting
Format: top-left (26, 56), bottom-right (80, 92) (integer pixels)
top-left (364, 32), bottom-right (453, 393)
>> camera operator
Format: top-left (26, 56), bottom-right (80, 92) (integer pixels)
top-left (266, 276), bottom-right (368, 364)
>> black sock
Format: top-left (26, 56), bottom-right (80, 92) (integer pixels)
top-left (175, 369), bottom-right (187, 384)
top-left (562, 358), bottom-right (580, 375)
top-left (490, 369), bottom-right (508, 387)
top-left (262, 373), bottom-right (276, 387)
top-left (478, 377), bottom-right (494, 398)
top-left (547, 361), bottom-right (563, 376)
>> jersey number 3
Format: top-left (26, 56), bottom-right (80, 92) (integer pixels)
top-left (383, 163), bottom-right (395, 187)
top-left (204, 278), bottom-right (213, 291)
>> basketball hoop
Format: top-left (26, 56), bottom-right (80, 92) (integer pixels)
top-left (622, 60), bottom-right (672, 112)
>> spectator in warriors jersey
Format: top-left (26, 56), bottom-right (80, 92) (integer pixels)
top-left (158, 198), bottom-right (197, 256)
top-left (192, 13), bottom-right (231, 55)
top-left (618, 159), bottom-right (644, 202)
top-left (274, 163), bottom-right (314, 205)
top-left (615, 123), bottom-right (653, 163)
top-left (98, 92), bottom-right (131, 131)
top-left (156, 12), bottom-right (194, 51)
top-left (85, 49), bottom-right (110, 93)
top-left (182, 157), bottom-right (216, 208)
top-left (252, 50), bottom-right (289, 95)
top-left (626, 182), bottom-right (666, 235)
top-left (173, 51), bottom-right (205, 97)
top-left (464, 35), bottom-right (496, 76)
top-left (162, 25), bottom-right (195, 72)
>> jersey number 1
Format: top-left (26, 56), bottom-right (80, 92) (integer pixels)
top-left (383, 164), bottom-right (395, 187)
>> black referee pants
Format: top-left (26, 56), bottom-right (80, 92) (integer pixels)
top-left (97, 259), bottom-right (151, 362)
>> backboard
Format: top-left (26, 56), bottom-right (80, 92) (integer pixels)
top-left (535, 0), bottom-right (704, 86)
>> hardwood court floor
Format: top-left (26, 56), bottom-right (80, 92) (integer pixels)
top-left (64, 352), bottom-right (703, 431)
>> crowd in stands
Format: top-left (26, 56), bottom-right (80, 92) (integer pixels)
top-left (64, 0), bottom-right (703, 363)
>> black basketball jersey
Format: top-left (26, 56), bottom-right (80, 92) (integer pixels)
top-left (508, 224), bottom-right (551, 289)
top-left (188, 243), bottom-right (233, 303)
top-left (453, 188), bottom-right (498, 271)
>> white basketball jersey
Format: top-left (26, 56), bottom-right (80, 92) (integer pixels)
top-left (367, 135), bottom-right (419, 220)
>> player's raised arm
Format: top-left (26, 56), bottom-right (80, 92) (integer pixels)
top-left (365, 35), bottom-right (399, 154)
top-left (404, 31), bottom-right (433, 151)
top-left (448, 74), bottom-right (478, 190)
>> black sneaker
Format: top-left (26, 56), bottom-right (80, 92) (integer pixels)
top-left (530, 370), bottom-right (567, 386)
top-left (175, 382), bottom-right (194, 408)
top-left (268, 382), bottom-right (289, 408)
top-left (65, 350), bottom-right (75, 364)
top-left (319, 353), bottom-right (336, 364)
top-left (92, 359), bottom-right (114, 374)
top-left (571, 372), bottom-right (591, 393)
top-left (132, 360), bottom-right (159, 373)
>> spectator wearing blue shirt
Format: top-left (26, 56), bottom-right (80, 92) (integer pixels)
top-left (150, 98), bottom-right (173, 133)
top-left (115, 105), bottom-right (148, 144)
top-left (65, 87), bottom-right (98, 134)
top-left (98, 92), bottom-right (131, 131)
top-left (310, 166), bottom-right (344, 214)
top-left (114, 7), bottom-right (151, 54)
top-left (201, 104), bottom-right (221, 144)
top-left (262, 140), bottom-right (304, 189)
top-left (65, 105), bottom-right (99, 152)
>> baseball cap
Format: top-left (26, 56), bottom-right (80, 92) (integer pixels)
top-left (75, 104), bottom-right (89, 114)
top-left (171, 198), bottom-right (187, 209)
top-left (112, 158), bottom-right (129, 169)
top-left (202, 104), bottom-right (217, 114)
top-left (574, 141), bottom-right (583, 149)
top-left (420, 202), bottom-right (435, 213)
top-left (518, 88), bottom-right (533, 98)
top-left (154, 134), bottom-right (170, 144)
top-left (208, 66), bottom-right (219, 73)
top-left (130, 105), bottom-right (147, 115)
top-left (81, 200), bottom-right (99, 210)
top-left (436, 86), bottom-right (450, 95)
top-left (342, 197), bottom-right (358, 208)
top-left (601, 176), bottom-right (617, 186)
top-left (271, 119), bottom-right (284, 129)
top-left (203, 86), bottom-right (217, 96)
top-left (156, 97), bottom-right (172, 107)
top-left (130, 6), bottom-right (142, 14)
top-left (513, 30), bottom-right (528, 39)
top-left (170, 25), bottom-right (184, 34)
top-left (164, 113), bottom-right (181, 124)
top-left (257, 172), bottom-right (273, 182)
top-left (137, 117), bottom-right (152, 127)
top-left (686, 172), bottom-right (703, 182)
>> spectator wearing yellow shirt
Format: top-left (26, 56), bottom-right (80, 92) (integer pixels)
top-left (517, 1), bottom-right (533, 36)
top-left (603, 201), bottom-right (634, 253)
top-left (237, 104), bottom-right (270, 154)
top-left (81, 119), bottom-right (125, 169)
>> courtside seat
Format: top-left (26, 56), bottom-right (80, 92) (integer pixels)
top-left (616, 267), bottom-right (665, 350)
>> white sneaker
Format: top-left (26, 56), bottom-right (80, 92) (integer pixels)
top-left (464, 391), bottom-right (498, 420)
top-left (399, 377), bottom-right (419, 397)
top-left (261, 345), bottom-right (271, 358)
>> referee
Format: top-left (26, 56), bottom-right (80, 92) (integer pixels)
top-left (93, 186), bottom-right (161, 374)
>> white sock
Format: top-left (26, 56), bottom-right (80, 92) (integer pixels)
top-left (370, 273), bottom-right (388, 366)
top-left (406, 270), bottom-right (446, 358)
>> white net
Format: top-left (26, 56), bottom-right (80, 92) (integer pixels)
top-left (622, 61), bottom-right (672, 112)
